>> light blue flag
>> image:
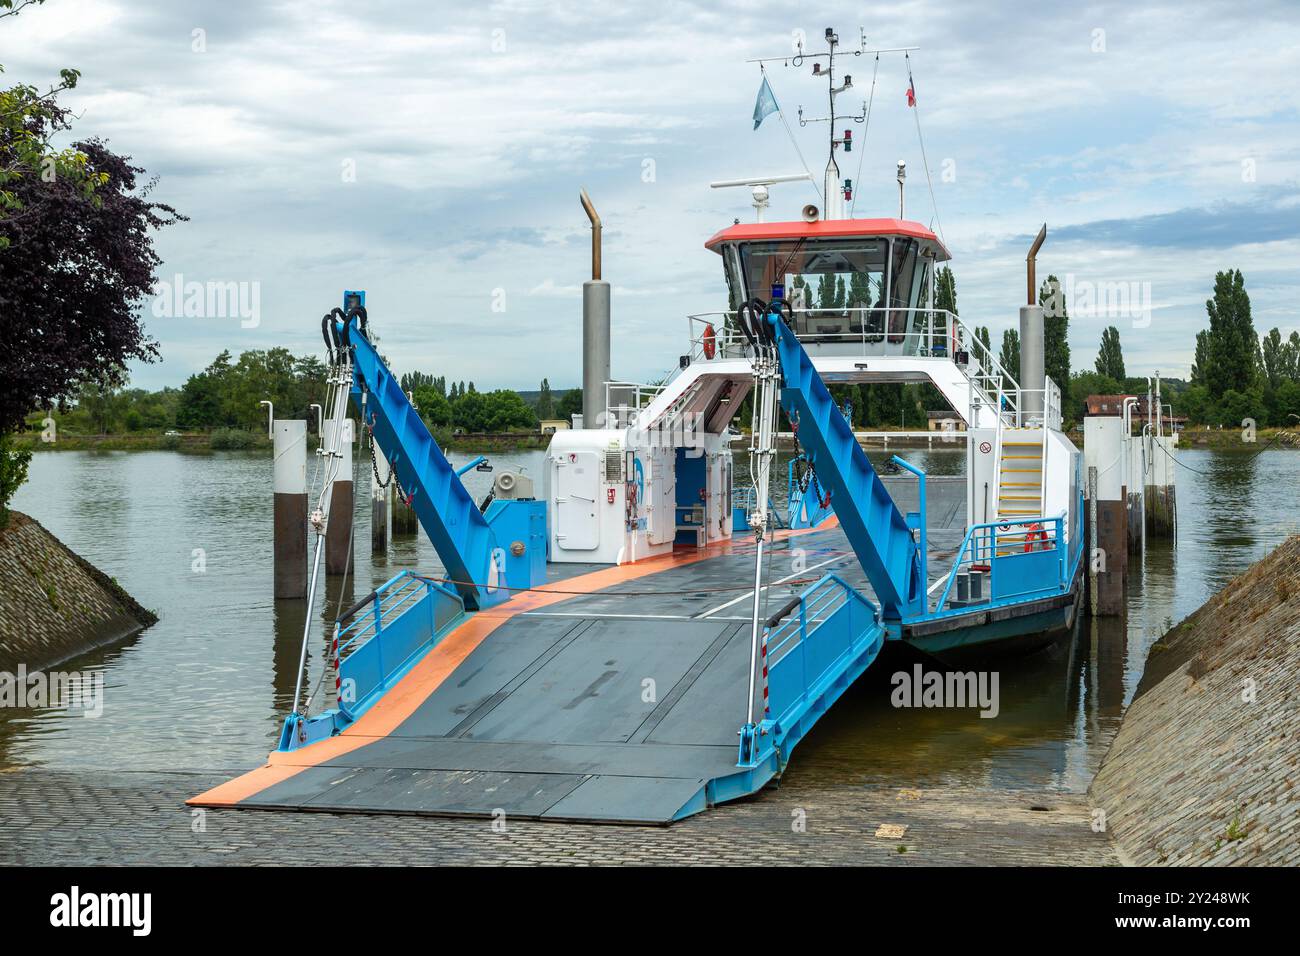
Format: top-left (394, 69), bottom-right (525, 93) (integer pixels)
top-left (753, 75), bottom-right (779, 130)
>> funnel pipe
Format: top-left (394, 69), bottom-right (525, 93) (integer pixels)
top-left (580, 188), bottom-right (602, 281)
top-left (1026, 223), bottom-right (1047, 305)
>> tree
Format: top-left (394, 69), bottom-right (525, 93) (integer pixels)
top-left (1039, 274), bottom-right (1071, 391)
top-left (999, 328), bottom-right (1020, 384)
top-left (934, 266), bottom-right (957, 315)
top-left (1203, 269), bottom-right (1255, 396)
top-left (1259, 327), bottom-right (1286, 389)
top-left (556, 388), bottom-right (583, 423)
top-left (536, 378), bottom-right (555, 420)
top-left (1, 133), bottom-right (183, 433)
top-left (975, 325), bottom-right (992, 358)
top-left (816, 274), bottom-right (835, 310)
top-left (1190, 329), bottom-right (1210, 385)
top-left (412, 385), bottom-right (452, 428)
top-left (1095, 325), bottom-right (1125, 380)
top-left (1, 41), bottom-right (182, 515)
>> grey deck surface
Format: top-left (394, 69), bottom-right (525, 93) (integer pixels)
top-left (237, 478), bottom-right (967, 824)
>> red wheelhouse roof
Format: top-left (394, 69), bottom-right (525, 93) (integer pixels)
top-left (704, 217), bottom-right (950, 260)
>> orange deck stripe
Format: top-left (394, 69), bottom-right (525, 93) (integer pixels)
top-left (188, 516), bottom-right (839, 808)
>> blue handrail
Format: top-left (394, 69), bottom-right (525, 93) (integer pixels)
top-left (931, 512), bottom-right (1068, 614)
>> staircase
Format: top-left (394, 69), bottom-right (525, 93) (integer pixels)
top-left (348, 330), bottom-right (502, 610)
top-left (994, 428), bottom-right (1046, 553)
top-left (768, 313), bottom-right (925, 620)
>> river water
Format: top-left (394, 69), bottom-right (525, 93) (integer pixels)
top-left (5, 446), bottom-right (1298, 795)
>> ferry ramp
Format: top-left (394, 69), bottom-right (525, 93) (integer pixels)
top-left (192, 485), bottom-right (966, 824)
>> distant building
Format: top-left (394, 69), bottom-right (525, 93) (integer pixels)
top-left (539, 419), bottom-right (570, 434)
top-left (1085, 394), bottom-right (1185, 429)
top-left (927, 410), bottom-right (965, 432)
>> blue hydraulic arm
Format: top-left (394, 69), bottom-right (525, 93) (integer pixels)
top-left (334, 307), bottom-right (503, 611)
top-left (766, 311), bottom-right (925, 620)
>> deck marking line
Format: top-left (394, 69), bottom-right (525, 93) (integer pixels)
top-left (693, 552), bottom-right (847, 618)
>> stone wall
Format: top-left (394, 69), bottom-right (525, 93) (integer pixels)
top-left (1091, 535), bottom-right (1300, 865)
top-left (0, 512), bottom-right (157, 672)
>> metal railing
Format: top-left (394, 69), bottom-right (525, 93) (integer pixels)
top-left (930, 514), bottom-right (1067, 615)
top-left (333, 570), bottom-right (465, 717)
top-left (681, 307), bottom-right (1024, 425)
top-left (760, 573), bottom-right (879, 725)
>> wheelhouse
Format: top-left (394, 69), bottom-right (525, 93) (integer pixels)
top-left (705, 218), bottom-right (951, 357)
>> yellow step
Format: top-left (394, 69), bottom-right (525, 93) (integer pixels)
top-left (1002, 454), bottom-right (1040, 459)
top-left (999, 494), bottom-right (1039, 500)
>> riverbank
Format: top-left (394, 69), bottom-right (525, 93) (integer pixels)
top-left (14, 430), bottom-right (550, 454)
top-left (0, 512), bottom-right (158, 672)
top-left (1090, 534), bottom-right (1300, 865)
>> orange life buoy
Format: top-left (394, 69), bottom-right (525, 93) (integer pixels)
top-left (1024, 522), bottom-right (1047, 552)
top-left (702, 323), bottom-right (717, 360)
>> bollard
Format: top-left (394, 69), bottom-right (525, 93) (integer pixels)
top-left (272, 419), bottom-right (308, 599)
top-left (324, 418), bottom-right (355, 575)
top-left (371, 443), bottom-right (391, 554)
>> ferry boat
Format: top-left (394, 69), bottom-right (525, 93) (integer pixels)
top-left (191, 28), bottom-right (1085, 824)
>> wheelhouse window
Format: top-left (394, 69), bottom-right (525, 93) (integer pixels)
top-left (732, 237), bottom-right (930, 345)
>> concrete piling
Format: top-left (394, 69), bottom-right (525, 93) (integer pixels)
top-left (272, 419), bottom-right (308, 599)
top-left (323, 418), bottom-right (355, 575)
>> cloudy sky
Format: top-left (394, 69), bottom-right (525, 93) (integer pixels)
top-left (6, 0), bottom-right (1299, 391)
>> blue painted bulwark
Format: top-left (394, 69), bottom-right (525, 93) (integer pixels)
top-left (346, 326), bottom-right (510, 610)
top-left (767, 313), bottom-right (924, 620)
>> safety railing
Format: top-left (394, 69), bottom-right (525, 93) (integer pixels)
top-left (760, 573), bottom-right (880, 729)
top-left (682, 307), bottom-right (1024, 427)
top-left (930, 513), bottom-right (1068, 615)
top-left (601, 380), bottom-right (667, 430)
top-left (334, 570), bottom-right (466, 719)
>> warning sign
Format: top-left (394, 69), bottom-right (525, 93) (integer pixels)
top-left (979, 441), bottom-right (992, 454)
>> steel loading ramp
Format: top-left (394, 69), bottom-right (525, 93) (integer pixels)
top-left (191, 525), bottom-right (861, 824)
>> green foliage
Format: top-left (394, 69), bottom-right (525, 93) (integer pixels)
top-left (449, 389), bottom-right (536, 433)
top-left (1, 2), bottom-right (106, 250)
top-left (209, 427), bottom-right (257, 450)
top-left (1039, 275), bottom-right (1071, 392)
top-left (556, 388), bottom-right (583, 422)
top-left (175, 348), bottom-right (325, 431)
top-left (536, 378), bottom-right (555, 420)
top-left (412, 384), bottom-right (452, 428)
top-left (999, 328), bottom-right (1020, 384)
top-left (1095, 326), bottom-right (1125, 380)
top-left (1204, 269), bottom-right (1256, 397)
top-left (0, 428), bottom-right (31, 526)
top-left (934, 266), bottom-right (957, 315)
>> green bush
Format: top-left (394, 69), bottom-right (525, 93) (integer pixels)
top-left (0, 431), bottom-right (33, 528)
top-left (209, 427), bottom-right (256, 450)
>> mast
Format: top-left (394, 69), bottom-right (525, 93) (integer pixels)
top-left (747, 29), bottom-right (918, 221)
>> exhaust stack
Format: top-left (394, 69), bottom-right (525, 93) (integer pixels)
top-left (579, 189), bottom-right (611, 429)
top-left (1019, 223), bottom-right (1048, 420)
